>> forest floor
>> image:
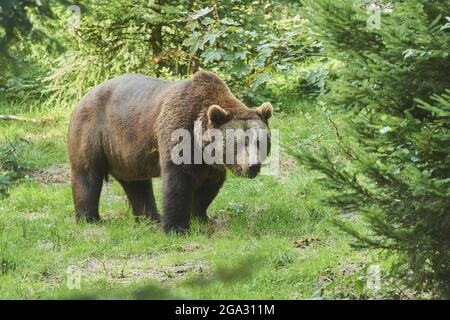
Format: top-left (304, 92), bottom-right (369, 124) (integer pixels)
top-left (0, 101), bottom-right (385, 299)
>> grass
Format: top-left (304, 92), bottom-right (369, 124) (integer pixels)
top-left (0, 100), bottom-right (384, 300)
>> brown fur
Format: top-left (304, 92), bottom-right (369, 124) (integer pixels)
top-left (68, 71), bottom-right (272, 233)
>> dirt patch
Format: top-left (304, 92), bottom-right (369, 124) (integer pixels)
top-left (173, 243), bottom-right (201, 252)
top-left (317, 262), bottom-right (362, 286)
top-left (29, 165), bottom-right (70, 185)
top-left (83, 227), bottom-right (108, 240)
top-left (160, 262), bottom-right (208, 280)
top-left (340, 210), bottom-right (358, 222)
top-left (294, 236), bottom-right (321, 248)
top-left (279, 154), bottom-right (298, 175)
top-left (23, 127), bottom-right (64, 142)
top-left (315, 262), bottom-right (364, 298)
top-left (337, 262), bottom-right (362, 277)
top-left (78, 256), bottom-right (209, 284)
top-left (316, 268), bottom-right (335, 289)
top-left (37, 239), bottom-right (55, 250)
top-left (207, 214), bottom-right (229, 237)
top-left (24, 211), bottom-right (49, 220)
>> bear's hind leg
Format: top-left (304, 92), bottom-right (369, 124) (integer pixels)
top-left (118, 179), bottom-right (160, 222)
top-left (71, 169), bottom-right (103, 223)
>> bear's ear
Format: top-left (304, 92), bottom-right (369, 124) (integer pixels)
top-left (207, 105), bottom-right (231, 127)
top-left (256, 102), bottom-right (273, 122)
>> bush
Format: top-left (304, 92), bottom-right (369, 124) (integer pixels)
top-left (0, 139), bottom-right (30, 197)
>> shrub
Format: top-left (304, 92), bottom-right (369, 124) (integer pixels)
top-left (0, 139), bottom-right (30, 197)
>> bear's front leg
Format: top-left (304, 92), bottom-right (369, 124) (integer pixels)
top-left (162, 164), bottom-right (194, 233)
top-left (193, 174), bottom-right (225, 223)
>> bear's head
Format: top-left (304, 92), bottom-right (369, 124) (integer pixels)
top-left (204, 101), bottom-right (273, 178)
top-left (189, 71), bottom-right (273, 178)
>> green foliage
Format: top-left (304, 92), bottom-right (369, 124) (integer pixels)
top-left (0, 0), bottom-right (53, 66)
top-left (296, 0), bottom-right (450, 297)
top-left (44, 0), bottom-right (311, 106)
top-left (295, 58), bottom-right (338, 99)
top-left (0, 0), bottom-right (68, 104)
top-left (182, 1), bottom-right (309, 102)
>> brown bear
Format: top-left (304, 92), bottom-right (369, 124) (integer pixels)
top-left (68, 71), bottom-right (272, 233)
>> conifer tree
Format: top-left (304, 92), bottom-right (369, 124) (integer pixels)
top-left (299, 0), bottom-right (450, 297)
